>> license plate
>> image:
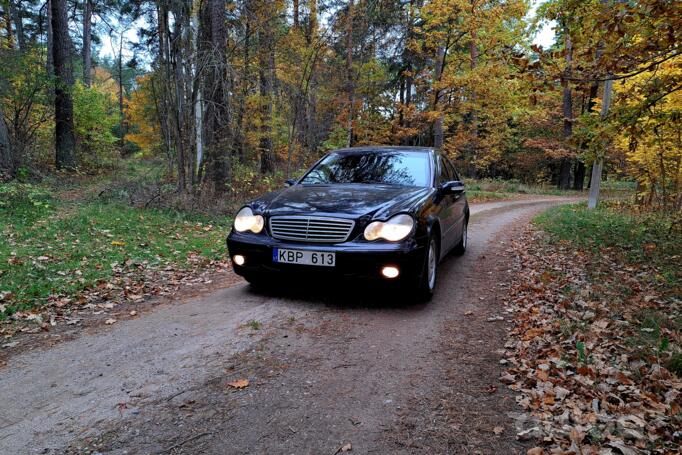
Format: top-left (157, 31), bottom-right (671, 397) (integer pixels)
top-left (273, 248), bottom-right (336, 267)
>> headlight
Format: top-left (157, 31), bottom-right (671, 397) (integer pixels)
top-left (234, 207), bottom-right (264, 233)
top-left (364, 214), bottom-right (414, 242)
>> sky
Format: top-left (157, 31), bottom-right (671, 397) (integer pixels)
top-left (530, 0), bottom-right (557, 49)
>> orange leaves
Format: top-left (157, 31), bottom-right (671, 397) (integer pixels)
top-left (500, 226), bottom-right (682, 453)
top-left (522, 327), bottom-right (545, 341)
top-left (227, 379), bottom-right (249, 389)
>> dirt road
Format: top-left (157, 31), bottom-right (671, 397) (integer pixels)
top-left (0, 197), bottom-right (575, 454)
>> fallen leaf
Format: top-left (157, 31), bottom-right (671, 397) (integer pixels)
top-left (104, 318), bottom-right (117, 325)
top-left (340, 443), bottom-right (352, 452)
top-left (111, 241), bottom-right (126, 246)
top-left (227, 379), bottom-right (249, 389)
top-left (527, 448), bottom-right (543, 455)
top-left (493, 426), bottom-right (504, 435)
top-left (129, 310), bottom-right (138, 316)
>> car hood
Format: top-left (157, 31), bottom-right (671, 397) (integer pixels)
top-left (251, 184), bottom-right (431, 219)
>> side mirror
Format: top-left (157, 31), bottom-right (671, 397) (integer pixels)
top-left (439, 180), bottom-right (465, 195)
top-left (284, 179), bottom-right (297, 187)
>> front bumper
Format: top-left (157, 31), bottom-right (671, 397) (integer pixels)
top-left (226, 231), bottom-right (426, 282)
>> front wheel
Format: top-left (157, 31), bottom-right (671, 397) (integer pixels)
top-left (452, 220), bottom-right (468, 256)
top-left (414, 236), bottom-right (439, 301)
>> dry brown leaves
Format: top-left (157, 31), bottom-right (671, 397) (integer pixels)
top-left (501, 228), bottom-right (681, 454)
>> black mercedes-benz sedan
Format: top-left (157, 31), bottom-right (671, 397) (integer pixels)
top-left (226, 146), bottom-right (469, 300)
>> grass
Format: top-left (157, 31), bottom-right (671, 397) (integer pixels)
top-left (0, 183), bottom-right (230, 319)
top-left (247, 319), bottom-right (262, 330)
top-left (535, 202), bottom-right (681, 286)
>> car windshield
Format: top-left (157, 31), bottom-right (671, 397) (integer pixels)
top-left (300, 151), bottom-right (430, 187)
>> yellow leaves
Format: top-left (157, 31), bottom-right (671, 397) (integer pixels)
top-left (613, 55), bottom-right (682, 209)
top-left (124, 75), bottom-right (163, 154)
top-left (111, 241), bottom-right (126, 247)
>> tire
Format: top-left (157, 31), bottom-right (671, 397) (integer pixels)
top-left (452, 219), bottom-right (468, 256)
top-left (415, 235), bottom-right (439, 301)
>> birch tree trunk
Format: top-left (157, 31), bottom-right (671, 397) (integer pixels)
top-left (51, 0), bottom-right (76, 170)
top-left (587, 78), bottom-right (613, 209)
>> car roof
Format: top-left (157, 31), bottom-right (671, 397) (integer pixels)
top-left (332, 146), bottom-right (435, 155)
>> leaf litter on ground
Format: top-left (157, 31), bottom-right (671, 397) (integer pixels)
top-left (501, 227), bottom-right (681, 454)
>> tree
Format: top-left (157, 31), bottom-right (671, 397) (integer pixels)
top-left (83, 0), bottom-right (92, 86)
top-left (51, 0), bottom-right (76, 170)
top-left (0, 102), bottom-right (11, 178)
top-left (257, 0), bottom-right (276, 174)
top-left (345, 0), bottom-right (354, 148)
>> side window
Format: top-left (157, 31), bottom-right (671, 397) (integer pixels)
top-left (437, 155), bottom-right (452, 184)
top-left (444, 157), bottom-right (460, 181)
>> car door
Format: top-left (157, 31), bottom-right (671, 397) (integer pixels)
top-left (435, 154), bottom-right (458, 253)
top-left (443, 156), bottom-right (467, 240)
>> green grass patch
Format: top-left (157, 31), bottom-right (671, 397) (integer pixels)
top-left (535, 203), bottom-right (681, 287)
top-left (0, 183), bottom-right (230, 319)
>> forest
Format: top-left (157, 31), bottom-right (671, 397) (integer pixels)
top-left (1, 2), bottom-right (681, 453)
top-left (0, 0), bottom-right (679, 210)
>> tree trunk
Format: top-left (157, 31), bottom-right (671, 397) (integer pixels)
top-left (258, 1), bottom-right (275, 174)
top-left (304, 0), bottom-right (318, 156)
top-left (46, 0), bottom-right (54, 77)
top-left (587, 79), bottom-right (613, 209)
top-left (0, 104), bottom-right (12, 179)
top-left (156, 1), bottom-right (174, 177)
top-left (118, 34), bottom-right (125, 147)
top-left (204, 0), bottom-right (230, 186)
top-left (51, 0), bottom-right (76, 170)
top-left (345, 0), bottom-right (354, 148)
top-left (400, 0), bottom-right (415, 145)
top-left (82, 0), bottom-right (92, 86)
top-left (172, 13), bottom-right (187, 191)
top-left (191, 1), bottom-right (202, 183)
top-left (11, 0), bottom-right (24, 50)
top-left (469, 28), bottom-right (478, 139)
top-left (3, 0), bottom-right (15, 48)
top-left (293, 0), bottom-right (299, 28)
top-left (558, 26), bottom-right (573, 190)
top-left (573, 161), bottom-right (586, 190)
top-left (234, 0), bottom-right (250, 163)
top-left (432, 44), bottom-right (446, 148)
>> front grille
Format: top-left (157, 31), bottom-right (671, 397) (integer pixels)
top-left (269, 216), bottom-right (355, 243)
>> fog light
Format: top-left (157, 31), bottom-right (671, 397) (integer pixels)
top-left (381, 266), bottom-right (400, 279)
top-left (233, 255), bottom-right (245, 266)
